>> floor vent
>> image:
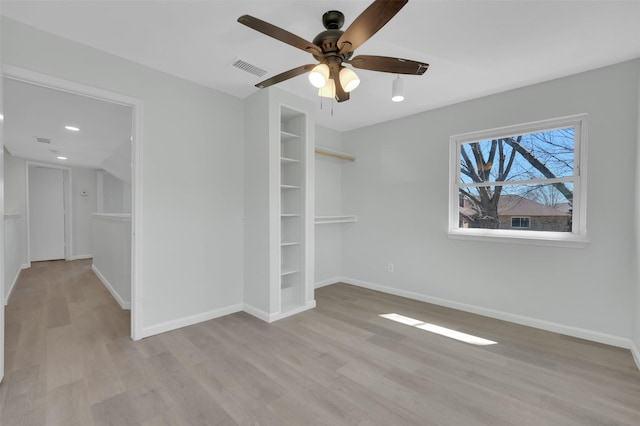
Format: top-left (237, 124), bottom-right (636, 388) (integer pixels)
top-left (230, 58), bottom-right (267, 77)
top-left (35, 137), bottom-right (51, 144)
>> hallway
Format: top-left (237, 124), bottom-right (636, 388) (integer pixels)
top-left (1, 259), bottom-right (131, 424)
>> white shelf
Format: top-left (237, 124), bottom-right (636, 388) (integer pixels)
top-left (281, 213), bottom-right (300, 217)
top-left (281, 184), bottom-right (300, 189)
top-left (315, 215), bottom-right (357, 224)
top-left (281, 130), bottom-right (300, 141)
top-left (281, 241), bottom-right (300, 246)
top-left (280, 269), bottom-right (299, 277)
top-left (281, 157), bottom-right (299, 164)
top-left (315, 146), bottom-right (356, 162)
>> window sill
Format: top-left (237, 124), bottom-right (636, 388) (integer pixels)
top-left (448, 229), bottom-right (589, 248)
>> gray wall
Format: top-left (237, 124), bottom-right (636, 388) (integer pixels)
top-left (635, 66), bottom-right (640, 361)
top-left (3, 150), bottom-right (27, 301)
top-left (4, 150), bottom-right (27, 276)
top-left (99, 170), bottom-right (131, 214)
top-left (314, 125), bottom-right (344, 285)
top-left (242, 89), bottom-right (271, 313)
top-left (4, 148), bottom-right (25, 215)
top-left (71, 166), bottom-right (97, 257)
top-left (342, 59), bottom-right (640, 345)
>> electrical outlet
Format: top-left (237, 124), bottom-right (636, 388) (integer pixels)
top-left (388, 263), bottom-right (394, 272)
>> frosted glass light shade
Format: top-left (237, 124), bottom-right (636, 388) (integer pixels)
top-left (308, 64), bottom-right (330, 88)
top-left (339, 67), bottom-right (360, 92)
top-left (318, 79), bottom-right (336, 98)
top-left (392, 76), bottom-right (404, 102)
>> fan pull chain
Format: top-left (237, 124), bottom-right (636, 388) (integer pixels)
top-left (318, 97), bottom-right (334, 116)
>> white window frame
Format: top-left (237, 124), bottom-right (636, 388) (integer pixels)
top-left (448, 114), bottom-right (588, 248)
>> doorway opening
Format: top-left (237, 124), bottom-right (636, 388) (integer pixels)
top-left (2, 66), bottom-right (143, 340)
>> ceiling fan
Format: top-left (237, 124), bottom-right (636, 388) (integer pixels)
top-left (238, 0), bottom-right (429, 102)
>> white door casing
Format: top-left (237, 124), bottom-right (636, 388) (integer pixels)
top-left (29, 166), bottom-right (66, 261)
top-left (0, 64), bottom-right (5, 383)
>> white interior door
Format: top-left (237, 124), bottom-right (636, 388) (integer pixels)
top-left (29, 166), bottom-right (66, 261)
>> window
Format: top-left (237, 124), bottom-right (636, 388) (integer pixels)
top-left (449, 114), bottom-right (587, 247)
top-left (510, 217), bottom-right (530, 229)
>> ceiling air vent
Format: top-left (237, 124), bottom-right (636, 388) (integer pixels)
top-left (35, 137), bottom-right (51, 144)
top-left (230, 58), bottom-right (267, 77)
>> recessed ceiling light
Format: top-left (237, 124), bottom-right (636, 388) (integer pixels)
top-left (65, 125), bottom-right (80, 132)
top-left (57, 156), bottom-right (68, 160)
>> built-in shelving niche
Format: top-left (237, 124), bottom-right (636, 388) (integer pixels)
top-left (279, 106), bottom-right (308, 314)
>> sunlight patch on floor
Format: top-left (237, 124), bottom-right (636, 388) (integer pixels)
top-left (380, 313), bottom-right (498, 346)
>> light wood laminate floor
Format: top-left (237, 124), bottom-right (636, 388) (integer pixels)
top-left (1, 259), bottom-right (640, 425)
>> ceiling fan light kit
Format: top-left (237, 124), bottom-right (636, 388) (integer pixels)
top-left (238, 0), bottom-right (428, 103)
top-left (312, 64), bottom-right (359, 95)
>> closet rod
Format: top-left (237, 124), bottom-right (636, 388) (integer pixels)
top-left (314, 147), bottom-right (356, 162)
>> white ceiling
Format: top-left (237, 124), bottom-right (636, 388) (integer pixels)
top-left (3, 78), bottom-right (132, 168)
top-left (2, 1), bottom-right (640, 132)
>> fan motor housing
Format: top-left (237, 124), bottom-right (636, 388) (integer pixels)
top-left (312, 29), bottom-right (342, 53)
top-left (312, 10), bottom-right (353, 62)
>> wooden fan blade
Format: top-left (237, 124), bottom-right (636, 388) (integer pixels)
top-left (349, 55), bottom-right (429, 75)
top-left (238, 15), bottom-right (322, 55)
top-left (255, 64), bottom-right (316, 89)
top-left (330, 65), bottom-right (350, 103)
top-left (337, 0), bottom-right (408, 54)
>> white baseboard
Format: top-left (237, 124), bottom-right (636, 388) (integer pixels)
top-left (244, 301), bottom-right (317, 323)
top-left (69, 254), bottom-right (92, 260)
top-left (139, 300), bottom-right (315, 339)
top-left (243, 303), bottom-right (272, 322)
top-left (271, 301), bottom-right (316, 322)
top-left (92, 265), bottom-right (131, 310)
top-left (315, 277), bottom-right (340, 289)
top-left (140, 303), bottom-right (243, 339)
top-left (631, 341), bottom-right (640, 371)
top-left (4, 264), bottom-right (29, 305)
top-left (340, 276), bottom-right (632, 349)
